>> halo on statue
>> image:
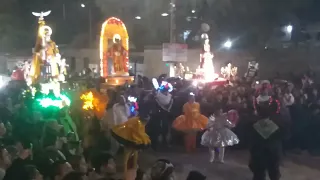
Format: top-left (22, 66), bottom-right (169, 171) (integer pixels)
top-left (39, 25), bottom-right (52, 37)
top-left (113, 34), bottom-right (121, 43)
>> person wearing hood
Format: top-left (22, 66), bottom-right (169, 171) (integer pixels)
top-left (147, 79), bottom-right (174, 150)
top-left (249, 94), bottom-right (287, 180)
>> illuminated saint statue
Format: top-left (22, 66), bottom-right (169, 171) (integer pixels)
top-left (200, 37), bottom-right (215, 81)
top-left (107, 34), bottom-right (128, 75)
top-left (41, 26), bottom-right (60, 78)
top-left (30, 11), bottom-right (51, 83)
top-left (30, 10), bottom-right (61, 83)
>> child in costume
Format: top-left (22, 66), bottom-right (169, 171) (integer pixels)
top-left (201, 108), bottom-right (239, 163)
top-left (173, 92), bottom-right (208, 153)
top-left (111, 95), bottom-right (150, 178)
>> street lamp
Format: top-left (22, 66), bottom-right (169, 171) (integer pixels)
top-left (161, 13), bottom-right (169, 17)
top-left (135, 16), bottom-right (141, 20)
top-left (285, 25), bottom-right (293, 34)
top-left (223, 40), bottom-right (232, 49)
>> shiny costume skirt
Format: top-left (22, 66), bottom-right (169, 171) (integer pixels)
top-left (111, 117), bottom-right (151, 149)
top-left (172, 114), bottom-right (208, 133)
top-left (201, 128), bottom-right (239, 148)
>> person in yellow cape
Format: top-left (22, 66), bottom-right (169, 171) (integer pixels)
top-left (111, 95), bottom-right (150, 178)
top-left (172, 92), bottom-right (208, 153)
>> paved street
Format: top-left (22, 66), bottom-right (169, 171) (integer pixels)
top-left (137, 148), bottom-right (320, 180)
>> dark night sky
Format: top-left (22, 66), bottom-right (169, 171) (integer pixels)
top-left (2, 0), bottom-right (320, 51)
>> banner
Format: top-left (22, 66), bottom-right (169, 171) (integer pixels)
top-left (162, 43), bottom-right (187, 62)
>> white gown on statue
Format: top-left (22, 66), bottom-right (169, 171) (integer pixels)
top-left (201, 114), bottom-right (239, 148)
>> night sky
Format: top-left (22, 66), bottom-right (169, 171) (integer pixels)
top-left (2, 0), bottom-right (320, 51)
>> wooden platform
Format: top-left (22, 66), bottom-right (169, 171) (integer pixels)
top-left (105, 76), bottom-right (134, 86)
top-left (100, 76), bottom-right (134, 93)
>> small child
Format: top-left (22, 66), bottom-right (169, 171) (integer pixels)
top-left (201, 109), bottom-right (239, 163)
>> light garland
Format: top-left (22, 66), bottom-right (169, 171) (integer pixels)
top-left (36, 94), bottom-right (71, 109)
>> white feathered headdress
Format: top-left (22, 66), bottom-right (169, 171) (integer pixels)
top-left (152, 78), bottom-right (173, 92)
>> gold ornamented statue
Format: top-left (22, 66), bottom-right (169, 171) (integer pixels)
top-left (30, 11), bottom-right (62, 84)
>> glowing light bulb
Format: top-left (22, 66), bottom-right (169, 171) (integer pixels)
top-left (161, 13), bottom-right (169, 17)
top-left (286, 25), bottom-right (293, 33)
top-left (223, 40), bottom-right (232, 49)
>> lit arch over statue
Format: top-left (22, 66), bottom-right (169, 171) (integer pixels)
top-left (100, 17), bottom-right (129, 78)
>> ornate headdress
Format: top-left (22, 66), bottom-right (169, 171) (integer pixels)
top-left (152, 78), bottom-right (173, 92)
top-left (128, 95), bottom-right (139, 116)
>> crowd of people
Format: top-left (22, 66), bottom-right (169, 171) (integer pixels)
top-left (0, 71), bottom-right (317, 180)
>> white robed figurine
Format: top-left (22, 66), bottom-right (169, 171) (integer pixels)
top-left (201, 109), bottom-right (239, 163)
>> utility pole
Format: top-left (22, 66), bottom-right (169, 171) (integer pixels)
top-left (62, 3), bottom-right (66, 20)
top-left (169, 0), bottom-right (176, 43)
top-left (169, 0), bottom-right (176, 77)
top-left (89, 7), bottom-right (92, 47)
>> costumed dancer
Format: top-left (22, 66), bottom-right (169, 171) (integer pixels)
top-left (201, 109), bottom-right (239, 163)
top-left (249, 88), bottom-right (285, 180)
top-left (172, 92), bottom-right (208, 153)
top-left (111, 95), bottom-right (150, 178)
top-left (147, 78), bottom-right (174, 150)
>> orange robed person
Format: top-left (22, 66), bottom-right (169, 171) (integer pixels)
top-left (172, 92), bottom-right (208, 153)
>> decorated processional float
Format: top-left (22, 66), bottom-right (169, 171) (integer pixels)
top-left (16, 11), bottom-right (87, 146)
top-left (192, 25), bottom-right (228, 89)
top-left (99, 17), bottom-right (134, 91)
